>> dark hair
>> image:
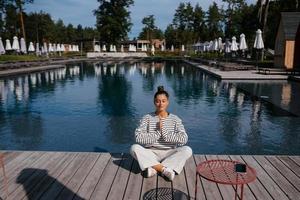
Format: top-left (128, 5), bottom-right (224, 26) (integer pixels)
top-left (154, 86), bottom-right (169, 99)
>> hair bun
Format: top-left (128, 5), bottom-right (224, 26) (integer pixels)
top-left (157, 86), bottom-right (164, 92)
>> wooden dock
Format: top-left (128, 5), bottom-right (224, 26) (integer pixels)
top-left (0, 151), bottom-right (299, 199)
top-left (184, 60), bottom-right (289, 80)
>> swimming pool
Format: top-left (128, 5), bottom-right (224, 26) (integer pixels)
top-left (0, 61), bottom-right (299, 155)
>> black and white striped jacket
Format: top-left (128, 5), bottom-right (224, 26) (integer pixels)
top-left (135, 113), bottom-right (188, 149)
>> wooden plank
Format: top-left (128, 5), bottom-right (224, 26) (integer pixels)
top-left (39, 152), bottom-right (90, 200)
top-left (242, 156), bottom-right (289, 200)
top-left (56, 153), bottom-right (99, 200)
top-left (0, 151), bottom-right (22, 165)
top-left (74, 153), bottom-right (110, 200)
top-left (106, 154), bottom-right (133, 200)
top-left (0, 152), bottom-right (47, 195)
top-left (24, 152), bottom-right (78, 200)
top-left (266, 156), bottom-right (300, 191)
top-left (206, 155), bottom-right (236, 200)
top-left (255, 156), bottom-right (300, 199)
top-left (122, 159), bottom-right (143, 200)
top-left (140, 171), bottom-right (157, 200)
top-left (0, 151), bottom-right (37, 184)
top-left (172, 166), bottom-right (189, 199)
top-left (187, 155), bottom-right (206, 200)
top-left (89, 153), bottom-right (124, 200)
top-left (194, 155), bottom-right (222, 199)
top-left (277, 156), bottom-right (300, 178)
top-left (9, 152), bottom-right (67, 200)
top-left (289, 156), bottom-right (300, 166)
top-left (219, 155), bottom-right (256, 200)
top-left (230, 155), bottom-right (273, 200)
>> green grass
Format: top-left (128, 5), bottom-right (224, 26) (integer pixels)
top-left (0, 54), bottom-right (42, 62)
top-left (0, 52), bottom-right (86, 63)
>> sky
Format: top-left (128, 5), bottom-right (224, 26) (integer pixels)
top-left (25, 0), bottom-right (256, 39)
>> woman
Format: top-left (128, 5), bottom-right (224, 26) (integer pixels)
top-left (130, 86), bottom-right (192, 181)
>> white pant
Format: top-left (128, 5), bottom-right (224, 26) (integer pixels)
top-left (130, 144), bottom-right (193, 174)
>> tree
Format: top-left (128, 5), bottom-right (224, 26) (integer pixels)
top-left (193, 3), bottom-right (207, 42)
top-left (15, 0), bottom-right (34, 40)
top-left (138, 15), bottom-right (164, 40)
top-left (222, 0), bottom-right (247, 37)
top-left (94, 0), bottom-right (134, 44)
top-left (141, 15), bottom-right (155, 40)
top-left (3, 3), bottom-right (18, 39)
top-left (206, 2), bottom-right (223, 39)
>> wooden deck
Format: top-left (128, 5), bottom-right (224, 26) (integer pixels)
top-left (0, 151), bottom-right (299, 200)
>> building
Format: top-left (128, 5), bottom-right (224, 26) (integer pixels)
top-left (274, 12), bottom-right (300, 69)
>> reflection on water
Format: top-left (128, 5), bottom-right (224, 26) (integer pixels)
top-left (0, 61), bottom-right (299, 154)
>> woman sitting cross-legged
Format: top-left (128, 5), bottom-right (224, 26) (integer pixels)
top-left (130, 86), bottom-right (193, 181)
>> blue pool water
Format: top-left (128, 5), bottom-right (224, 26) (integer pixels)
top-left (0, 61), bottom-right (299, 155)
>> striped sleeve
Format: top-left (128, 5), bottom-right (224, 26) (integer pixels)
top-left (162, 117), bottom-right (188, 146)
top-left (135, 115), bottom-right (160, 145)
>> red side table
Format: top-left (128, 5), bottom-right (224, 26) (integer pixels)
top-left (195, 159), bottom-right (256, 200)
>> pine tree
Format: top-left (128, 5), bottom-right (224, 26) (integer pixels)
top-left (94, 0), bottom-right (134, 44)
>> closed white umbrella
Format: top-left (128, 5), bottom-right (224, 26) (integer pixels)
top-left (218, 37), bottom-right (223, 52)
top-left (48, 43), bottom-right (54, 52)
top-left (36, 42), bottom-right (40, 55)
top-left (109, 44), bottom-right (113, 52)
top-left (213, 39), bottom-right (219, 51)
top-left (151, 45), bottom-right (155, 55)
top-left (43, 42), bottom-right (48, 53)
top-left (231, 36), bottom-right (238, 51)
top-left (254, 29), bottom-right (265, 68)
top-left (56, 44), bottom-right (61, 52)
top-left (61, 44), bottom-right (65, 52)
top-left (28, 42), bottom-right (35, 52)
top-left (121, 45), bottom-right (124, 52)
top-left (102, 45), bottom-right (106, 52)
top-left (20, 38), bottom-right (27, 54)
top-left (0, 37), bottom-right (5, 54)
top-left (254, 29), bottom-right (264, 49)
top-left (239, 33), bottom-right (248, 51)
top-left (12, 36), bottom-right (20, 52)
top-left (225, 39), bottom-right (231, 53)
top-left (41, 46), bottom-right (45, 54)
top-left (181, 45), bottom-right (185, 52)
top-left (5, 39), bottom-right (12, 51)
top-left (161, 45), bottom-right (165, 51)
top-left (171, 45), bottom-right (174, 52)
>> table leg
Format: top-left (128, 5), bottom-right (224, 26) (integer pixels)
top-left (235, 184), bottom-right (238, 200)
top-left (240, 184), bottom-right (244, 200)
top-left (195, 172), bottom-right (198, 200)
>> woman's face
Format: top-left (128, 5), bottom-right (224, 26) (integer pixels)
top-left (154, 94), bottom-right (169, 112)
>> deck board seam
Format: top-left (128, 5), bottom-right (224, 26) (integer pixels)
top-left (1, 152), bottom-right (48, 193)
top-left (193, 155), bottom-right (207, 200)
top-left (105, 153), bottom-right (125, 199)
top-left (74, 153), bottom-right (102, 200)
top-left (88, 154), bottom-right (112, 200)
top-left (288, 156), bottom-right (300, 168)
top-left (240, 156), bottom-right (275, 200)
top-left (32, 153), bottom-right (79, 200)
top-left (265, 156), bottom-right (300, 193)
top-left (252, 156), bottom-right (290, 199)
top-left (55, 153), bottom-right (90, 199)
top-left (121, 157), bottom-right (135, 200)
top-left (21, 152), bottom-right (73, 200)
top-left (276, 156), bottom-right (300, 179)
top-left (204, 155), bottom-right (224, 200)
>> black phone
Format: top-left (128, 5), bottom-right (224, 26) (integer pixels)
top-left (235, 163), bottom-right (247, 173)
